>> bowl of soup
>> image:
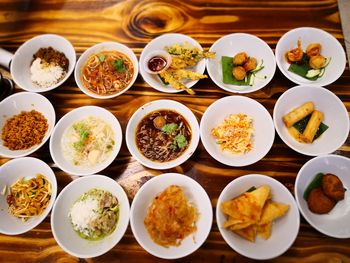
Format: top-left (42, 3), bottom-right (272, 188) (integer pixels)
top-left (75, 42), bottom-right (138, 99)
top-left (126, 100), bottom-right (200, 170)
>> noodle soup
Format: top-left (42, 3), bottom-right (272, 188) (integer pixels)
top-left (81, 50), bottom-right (134, 96)
top-left (135, 110), bottom-right (191, 162)
top-left (61, 116), bottom-right (115, 167)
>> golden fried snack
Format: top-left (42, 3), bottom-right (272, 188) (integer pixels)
top-left (309, 55), bottom-right (326, 69)
top-left (307, 187), bottom-right (335, 214)
top-left (322, 173), bottom-right (345, 201)
top-left (306, 43), bottom-right (321, 57)
top-left (286, 39), bottom-right (303, 63)
top-left (243, 57), bottom-right (257, 72)
top-left (232, 66), bottom-right (246, 80)
top-left (233, 52), bottom-right (248, 65)
top-left (282, 101), bottom-right (314, 128)
top-left (301, 110), bottom-right (324, 143)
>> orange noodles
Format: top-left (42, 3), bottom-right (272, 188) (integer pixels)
top-left (81, 50), bottom-right (134, 96)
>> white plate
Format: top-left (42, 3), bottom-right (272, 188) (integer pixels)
top-left (295, 155), bottom-right (350, 238)
top-left (0, 157), bottom-right (57, 235)
top-left (11, 34), bottom-right (76, 92)
top-left (75, 42), bottom-right (138, 99)
top-left (49, 106), bottom-right (122, 176)
top-left (275, 27), bottom-right (346, 86)
top-left (51, 175), bottom-right (130, 258)
top-left (139, 33), bottom-right (205, 93)
top-left (273, 85), bottom-right (349, 156)
top-left (0, 92), bottom-right (56, 158)
top-left (126, 99), bottom-right (200, 170)
top-left (206, 33), bottom-right (276, 93)
top-left (216, 174), bottom-right (300, 260)
top-left (130, 173), bottom-right (212, 259)
top-left (200, 96), bottom-right (275, 166)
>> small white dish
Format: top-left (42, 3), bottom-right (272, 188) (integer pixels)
top-left (75, 42), bottom-right (138, 99)
top-left (206, 33), bottom-right (276, 93)
top-left (273, 85), bottom-right (349, 156)
top-left (142, 50), bottom-right (172, 74)
top-left (130, 173), bottom-right (212, 259)
top-left (139, 33), bottom-right (205, 93)
top-left (0, 157), bottom-right (57, 235)
top-left (216, 174), bottom-right (300, 260)
top-left (0, 92), bottom-right (56, 158)
top-left (126, 99), bottom-right (200, 170)
top-left (49, 106), bottom-right (122, 176)
top-left (51, 175), bottom-right (130, 258)
top-left (295, 155), bottom-right (350, 238)
top-left (0, 34), bottom-right (76, 92)
top-left (200, 96), bottom-right (275, 167)
top-left (275, 27), bottom-right (346, 86)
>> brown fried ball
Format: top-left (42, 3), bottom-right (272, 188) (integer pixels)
top-left (307, 187), bottom-right (335, 214)
top-left (233, 52), bottom-right (248, 66)
top-left (322, 173), bottom-right (345, 201)
top-left (306, 43), bottom-right (321, 57)
top-left (153, 116), bottom-right (166, 130)
top-left (232, 66), bottom-right (246, 80)
top-left (243, 57), bottom-right (257, 72)
top-left (309, 55), bottom-right (326, 69)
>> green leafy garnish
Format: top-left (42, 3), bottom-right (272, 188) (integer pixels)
top-left (161, 123), bottom-right (178, 134)
top-left (72, 123), bottom-right (90, 151)
top-left (293, 115), bottom-right (329, 141)
top-left (98, 53), bottom-right (105, 62)
top-left (112, 59), bottom-right (125, 72)
top-left (174, 134), bottom-right (188, 149)
top-left (303, 173), bottom-right (324, 200)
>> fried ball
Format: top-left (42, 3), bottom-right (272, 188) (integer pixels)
top-left (322, 173), bottom-right (345, 201)
top-left (233, 52), bottom-right (248, 66)
top-left (232, 66), bottom-right (246, 80)
top-left (243, 57), bottom-right (257, 72)
top-left (153, 116), bottom-right (166, 130)
top-left (307, 187), bottom-right (335, 214)
top-left (309, 55), bottom-right (326, 69)
top-left (286, 39), bottom-right (303, 63)
top-left (306, 43), bottom-right (321, 57)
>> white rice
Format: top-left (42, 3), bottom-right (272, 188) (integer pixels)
top-left (30, 58), bottom-right (65, 88)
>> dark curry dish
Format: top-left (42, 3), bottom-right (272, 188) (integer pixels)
top-left (136, 110), bottom-right (191, 162)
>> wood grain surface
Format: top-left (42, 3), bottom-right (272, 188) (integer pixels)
top-left (0, 0), bottom-right (349, 262)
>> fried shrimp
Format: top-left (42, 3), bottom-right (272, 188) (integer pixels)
top-left (286, 39), bottom-right (303, 63)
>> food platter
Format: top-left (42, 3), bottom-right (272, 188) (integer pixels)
top-left (0, 26), bottom-right (349, 261)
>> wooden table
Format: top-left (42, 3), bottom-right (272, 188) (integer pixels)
top-left (0, 0), bottom-right (349, 262)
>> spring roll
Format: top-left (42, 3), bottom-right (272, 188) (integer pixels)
top-left (283, 101), bottom-right (314, 128)
top-left (301, 110), bottom-right (324, 143)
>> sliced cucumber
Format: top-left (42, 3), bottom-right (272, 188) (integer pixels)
top-left (251, 59), bottom-right (264, 73)
top-left (249, 74), bottom-right (255, 86)
top-left (318, 68), bottom-right (326, 78)
top-left (306, 69), bottom-right (321, 78)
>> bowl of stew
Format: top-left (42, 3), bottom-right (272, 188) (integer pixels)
top-left (126, 100), bottom-right (200, 170)
top-left (74, 42), bottom-right (138, 99)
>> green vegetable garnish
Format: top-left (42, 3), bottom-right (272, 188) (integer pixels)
top-left (288, 54), bottom-right (330, 80)
top-left (246, 186), bottom-right (256, 192)
top-left (112, 59), bottom-right (125, 72)
top-left (293, 115), bottom-right (329, 141)
top-left (161, 123), bottom-right (178, 134)
top-left (303, 173), bottom-right (324, 200)
top-left (174, 134), bottom-right (188, 149)
top-left (72, 123), bottom-right (91, 151)
top-left (98, 53), bottom-right (105, 62)
top-left (158, 74), bottom-right (169, 85)
top-left (221, 56), bottom-right (264, 86)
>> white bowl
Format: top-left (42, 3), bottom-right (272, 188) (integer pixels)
top-left (11, 34), bottom-right (76, 92)
top-left (126, 99), bottom-right (200, 170)
top-left (0, 92), bottom-right (56, 158)
top-left (0, 157), bottom-right (57, 235)
top-left (200, 96), bottom-right (275, 167)
top-left (216, 174), bottom-right (300, 260)
top-left (139, 33), bottom-right (206, 93)
top-left (130, 173), bottom-right (212, 259)
top-left (295, 155), bottom-right (350, 238)
top-left (51, 175), bottom-right (130, 258)
top-left (207, 33), bottom-right (276, 93)
top-left (273, 85), bottom-right (349, 156)
top-left (275, 27), bottom-right (346, 86)
top-left (49, 106), bottom-right (122, 176)
top-left (75, 42), bottom-right (138, 99)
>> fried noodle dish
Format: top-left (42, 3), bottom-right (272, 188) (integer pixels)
top-left (144, 185), bottom-right (198, 247)
top-left (211, 113), bottom-right (253, 154)
top-left (6, 174), bottom-right (52, 222)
